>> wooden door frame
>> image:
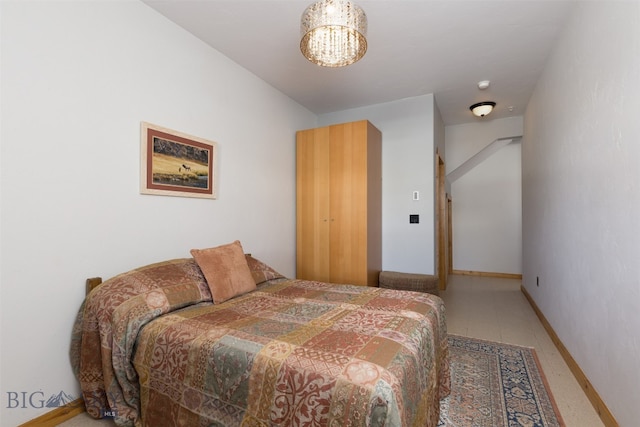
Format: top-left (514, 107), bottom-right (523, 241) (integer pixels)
top-left (435, 151), bottom-right (448, 290)
top-left (447, 194), bottom-right (453, 273)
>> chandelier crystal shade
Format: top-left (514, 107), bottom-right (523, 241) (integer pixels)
top-left (300, 0), bottom-right (368, 67)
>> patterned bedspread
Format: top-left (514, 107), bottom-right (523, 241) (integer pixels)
top-left (71, 257), bottom-right (450, 427)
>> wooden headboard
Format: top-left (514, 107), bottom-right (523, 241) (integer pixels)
top-left (86, 277), bottom-right (103, 295)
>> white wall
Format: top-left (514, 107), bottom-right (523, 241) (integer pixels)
top-left (522, 2), bottom-right (640, 425)
top-left (0, 1), bottom-right (315, 425)
top-left (445, 117), bottom-right (523, 274)
top-left (319, 95), bottom-right (437, 275)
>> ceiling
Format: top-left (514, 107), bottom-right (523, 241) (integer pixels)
top-left (141, 0), bottom-right (576, 125)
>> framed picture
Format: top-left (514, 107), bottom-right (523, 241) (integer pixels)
top-left (140, 122), bottom-right (217, 199)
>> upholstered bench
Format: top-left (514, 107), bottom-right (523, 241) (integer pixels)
top-left (378, 271), bottom-right (440, 296)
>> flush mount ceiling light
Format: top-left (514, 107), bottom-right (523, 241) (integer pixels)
top-left (470, 101), bottom-right (496, 117)
top-left (300, 0), bottom-right (368, 67)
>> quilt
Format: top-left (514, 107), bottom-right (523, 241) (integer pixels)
top-left (71, 257), bottom-right (450, 426)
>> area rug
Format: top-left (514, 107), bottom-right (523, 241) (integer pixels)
top-left (438, 335), bottom-right (565, 427)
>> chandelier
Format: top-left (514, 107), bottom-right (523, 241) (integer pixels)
top-left (300, 0), bottom-right (368, 67)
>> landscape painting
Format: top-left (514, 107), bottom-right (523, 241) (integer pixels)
top-left (140, 122), bottom-right (216, 199)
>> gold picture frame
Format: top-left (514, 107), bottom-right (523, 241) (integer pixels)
top-left (140, 122), bottom-right (217, 199)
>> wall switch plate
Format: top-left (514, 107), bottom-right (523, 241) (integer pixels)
top-left (413, 191), bottom-right (419, 201)
top-left (410, 214), bottom-right (419, 224)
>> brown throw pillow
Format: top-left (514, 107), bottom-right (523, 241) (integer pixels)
top-left (190, 240), bottom-right (256, 303)
top-left (245, 254), bottom-right (285, 285)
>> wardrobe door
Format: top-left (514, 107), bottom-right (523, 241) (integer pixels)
top-left (329, 121), bottom-right (369, 285)
top-left (296, 126), bottom-right (331, 282)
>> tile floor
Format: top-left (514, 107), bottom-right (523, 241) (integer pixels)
top-left (441, 274), bottom-right (603, 427)
top-left (59, 274), bottom-right (604, 427)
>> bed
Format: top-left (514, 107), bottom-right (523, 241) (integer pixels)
top-left (71, 241), bottom-right (450, 427)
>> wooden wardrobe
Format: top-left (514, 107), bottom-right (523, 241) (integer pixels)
top-left (296, 120), bottom-right (382, 286)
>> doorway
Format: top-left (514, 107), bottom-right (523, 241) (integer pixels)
top-left (435, 151), bottom-right (449, 290)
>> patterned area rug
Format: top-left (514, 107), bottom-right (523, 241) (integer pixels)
top-left (438, 335), bottom-right (565, 427)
